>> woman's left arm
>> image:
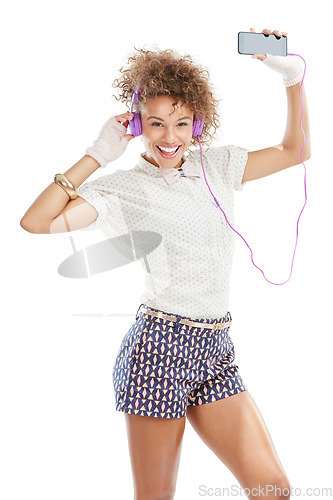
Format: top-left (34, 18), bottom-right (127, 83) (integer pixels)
top-left (242, 28), bottom-right (311, 183)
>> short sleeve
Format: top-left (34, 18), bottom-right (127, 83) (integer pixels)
top-left (223, 145), bottom-right (249, 191)
top-left (202, 144), bottom-right (248, 192)
top-left (77, 171), bottom-right (128, 236)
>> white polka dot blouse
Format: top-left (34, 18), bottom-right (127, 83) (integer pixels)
top-left (78, 145), bottom-right (249, 319)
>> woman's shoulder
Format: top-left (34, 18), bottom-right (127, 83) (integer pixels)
top-left (190, 144), bottom-right (248, 163)
top-left (189, 144), bottom-right (249, 191)
top-left (189, 144), bottom-right (240, 167)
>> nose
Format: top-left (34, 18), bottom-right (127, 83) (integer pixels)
top-left (162, 126), bottom-right (178, 143)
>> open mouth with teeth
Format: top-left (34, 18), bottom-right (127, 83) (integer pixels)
top-left (156, 145), bottom-right (181, 158)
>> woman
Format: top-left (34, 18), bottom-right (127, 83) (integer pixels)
top-left (20, 28), bottom-right (310, 500)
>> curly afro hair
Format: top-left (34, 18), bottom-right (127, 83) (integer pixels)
top-left (111, 45), bottom-right (221, 149)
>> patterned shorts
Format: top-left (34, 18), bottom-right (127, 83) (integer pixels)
top-left (112, 303), bottom-right (247, 419)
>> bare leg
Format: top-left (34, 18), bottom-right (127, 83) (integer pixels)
top-left (124, 413), bottom-right (186, 500)
top-left (187, 391), bottom-right (291, 499)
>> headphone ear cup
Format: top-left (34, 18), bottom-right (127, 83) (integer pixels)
top-left (129, 112), bottom-right (142, 136)
top-left (192, 115), bottom-right (205, 137)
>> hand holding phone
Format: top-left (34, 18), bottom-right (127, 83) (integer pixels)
top-left (238, 28), bottom-right (304, 87)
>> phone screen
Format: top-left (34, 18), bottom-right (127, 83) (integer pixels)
top-left (238, 32), bottom-right (287, 56)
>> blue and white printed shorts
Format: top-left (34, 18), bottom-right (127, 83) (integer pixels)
top-left (112, 303), bottom-right (247, 419)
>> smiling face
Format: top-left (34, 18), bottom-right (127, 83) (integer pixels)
top-left (140, 95), bottom-right (194, 169)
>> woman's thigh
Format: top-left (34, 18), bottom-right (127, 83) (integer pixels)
top-left (124, 413), bottom-right (186, 500)
top-left (186, 390), bottom-right (291, 498)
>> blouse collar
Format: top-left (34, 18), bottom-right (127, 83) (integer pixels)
top-left (137, 152), bottom-right (199, 179)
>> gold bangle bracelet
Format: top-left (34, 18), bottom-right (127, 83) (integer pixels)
top-left (54, 173), bottom-right (79, 200)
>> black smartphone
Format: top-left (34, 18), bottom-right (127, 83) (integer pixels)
top-left (238, 31), bottom-right (287, 56)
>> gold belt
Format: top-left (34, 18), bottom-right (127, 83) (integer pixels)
top-left (139, 306), bottom-right (232, 332)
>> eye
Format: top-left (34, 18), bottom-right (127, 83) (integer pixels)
top-left (151, 122), bottom-right (189, 127)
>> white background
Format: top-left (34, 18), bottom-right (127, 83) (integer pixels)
top-left (2, 0), bottom-right (332, 498)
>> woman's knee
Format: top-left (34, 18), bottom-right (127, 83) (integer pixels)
top-left (275, 474), bottom-right (291, 499)
top-left (258, 474), bottom-right (291, 499)
top-left (135, 488), bottom-right (176, 500)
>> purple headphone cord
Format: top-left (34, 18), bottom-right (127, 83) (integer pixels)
top-left (197, 53), bottom-right (307, 285)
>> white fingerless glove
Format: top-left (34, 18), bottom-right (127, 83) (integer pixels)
top-left (261, 53), bottom-right (304, 87)
top-left (85, 116), bottom-right (129, 168)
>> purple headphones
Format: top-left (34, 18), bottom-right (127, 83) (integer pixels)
top-left (129, 86), bottom-right (205, 137)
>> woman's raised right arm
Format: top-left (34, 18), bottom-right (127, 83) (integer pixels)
top-left (20, 155), bottom-right (101, 234)
top-left (20, 112), bottom-right (134, 234)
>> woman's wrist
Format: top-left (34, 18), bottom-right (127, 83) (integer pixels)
top-left (261, 53), bottom-right (304, 87)
top-left (63, 155), bottom-right (101, 187)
